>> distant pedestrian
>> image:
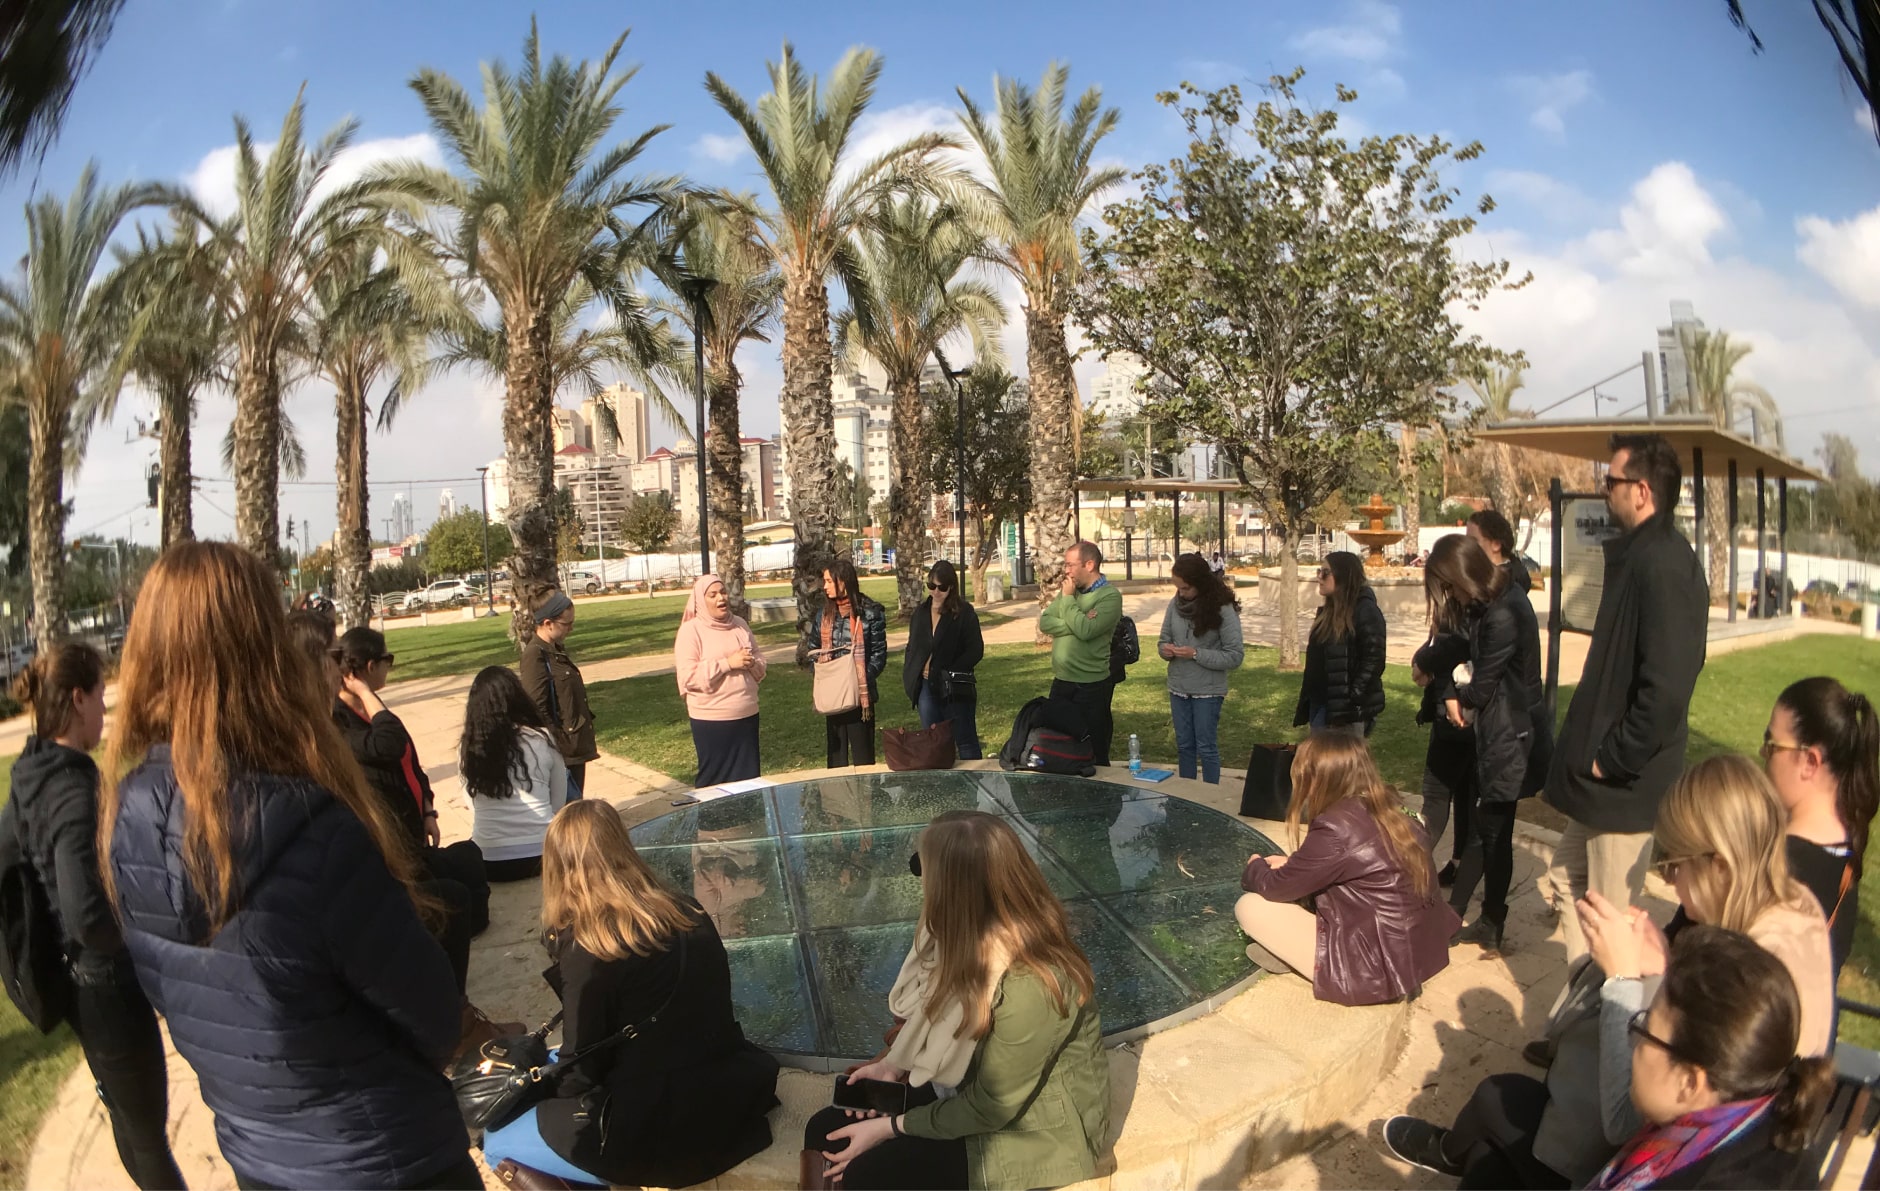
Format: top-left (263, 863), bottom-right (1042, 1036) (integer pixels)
top-left (458, 666), bottom-right (568, 882)
top-left (1040, 542), bottom-right (1124, 766)
top-left (1542, 433), bottom-right (1708, 967)
top-left (901, 560), bottom-right (986, 761)
top-left (1157, 553), bottom-right (1245, 783)
top-left (1294, 551), bottom-right (1386, 736)
top-left (675, 574), bottom-right (766, 786)
top-left (5, 644), bottom-right (186, 1190)
top-left (1210, 551), bottom-right (1226, 577)
top-left (813, 559), bottom-right (887, 767)
top-left (522, 588), bottom-right (597, 798)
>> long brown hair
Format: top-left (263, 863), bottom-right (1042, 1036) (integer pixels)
top-left (1656, 755), bottom-right (1810, 933)
top-left (541, 800), bottom-right (698, 960)
top-left (1423, 533), bottom-right (1507, 632)
top-left (1171, 552), bottom-right (1239, 636)
top-left (13, 641), bottom-right (105, 741)
top-left (1286, 733), bottom-right (1433, 899)
top-left (1660, 925), bottom-right (1835, 1151)
top-left (917, 810), bottom-right (1095, 1039)
top-left (98, 542), bottom-right (428, 935)
top-left (1311, 551), bottom-right (1368, 643)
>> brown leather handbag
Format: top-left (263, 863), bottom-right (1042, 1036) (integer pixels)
top-left (883, 722), bottom-right (957, 771)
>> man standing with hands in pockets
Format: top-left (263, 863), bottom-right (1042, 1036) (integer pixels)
top-left (1041, 542), bottom-right (1125, 766)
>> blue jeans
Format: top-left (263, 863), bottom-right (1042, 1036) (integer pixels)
top-left (479, 1053), bottom-right (601, 1185)
top-left (917, 676), bottom-right (982, 761)
top-left (1170, 693), bottom-right (1225, 783)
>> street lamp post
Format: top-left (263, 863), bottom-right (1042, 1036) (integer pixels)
top-left (934, 348), bottom-right (971, 577)
top-left (477, 466), bottom-right (494, 614)
top-left (680, 277), bottom-right (716, 578)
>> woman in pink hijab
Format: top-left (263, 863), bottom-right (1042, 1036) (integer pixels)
top-left (674, 574), bottom-right (767, 786)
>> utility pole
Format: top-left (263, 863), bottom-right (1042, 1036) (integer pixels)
top-left (477, 466), bottom-right (494, 614)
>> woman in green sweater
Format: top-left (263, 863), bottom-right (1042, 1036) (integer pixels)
top-left (805, 811), bottom-right (1111, 1190)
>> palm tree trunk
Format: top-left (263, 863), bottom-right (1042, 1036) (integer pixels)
top-left (334, 376), bottom-right (371, 630)
top-left (1705, 475), bottom-right (1730, 605)
top-left (780, 269), bottom-right (839, 662)
top-left (158, 377), bottom-right (193, 549)
top-left (26, 391), bottom-right (68, 655)
top-left (887, 368), bottom-right (928, 617)
top-left (232, 354), bottom-right (281, 566)
top-left (705, 355), bottom-right (748, 618)
top-left (503, 305), bottom-right (557, 637)
top-left (1025, 303), bottom-right (1078, 623)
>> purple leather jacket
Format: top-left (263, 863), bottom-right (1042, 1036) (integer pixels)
top-left (1241, 798), bottom-right (1459, 1006)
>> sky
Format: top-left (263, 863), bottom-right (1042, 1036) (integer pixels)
top-left (9, 0), bottom-right (1880, 548)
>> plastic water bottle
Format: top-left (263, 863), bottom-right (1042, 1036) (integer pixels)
top-left (1128, 734), bottom-right (1142, 774)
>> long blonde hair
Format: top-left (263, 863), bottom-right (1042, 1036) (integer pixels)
top-left (98, 542), bottom-right (428, 934)
top-left (1286, 733), bottom-right (1433, 899)
top-left (917, 811), bottom-right (1095, 1040)
top-left (541, 800), bottom-right (698, 960)
top-left (1657, 754), bottom-right (1810, 932)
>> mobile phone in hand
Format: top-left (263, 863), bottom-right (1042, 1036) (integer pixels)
top-left (832, 1074), bottom-right (909, 1115)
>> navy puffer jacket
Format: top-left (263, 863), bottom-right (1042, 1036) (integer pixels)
top-left (108, 745), bottom-right (467, 1188)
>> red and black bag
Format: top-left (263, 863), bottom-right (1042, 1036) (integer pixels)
top-left (1021, 728), bottom-right (1096, 777)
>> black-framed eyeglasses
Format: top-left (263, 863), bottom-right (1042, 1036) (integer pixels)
top-left (1628, 1009), bottom-right (1694, 1065)
top-left (377, 654), bottom-right (396, 668)
top-left (1604, 473), bottom-right (1645, 493)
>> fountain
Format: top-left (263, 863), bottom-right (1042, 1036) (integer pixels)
top-left (1347, 493), bottom-right (1408, 567)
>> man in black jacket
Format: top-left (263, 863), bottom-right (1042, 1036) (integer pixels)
top-left (1542, 433), bottom-right (1708, 966)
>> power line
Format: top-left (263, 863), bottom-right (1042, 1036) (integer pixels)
top-left (68, 501), bottom-right (149, 540)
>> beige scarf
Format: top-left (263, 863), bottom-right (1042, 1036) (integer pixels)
top-left (885, 929), bottom-right (1009, 1089)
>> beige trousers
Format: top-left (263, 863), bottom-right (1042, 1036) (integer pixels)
top-left (1234, 892), bottom-right (1317, 980)
top-left (1542, 817), bottom-right (1655, 966)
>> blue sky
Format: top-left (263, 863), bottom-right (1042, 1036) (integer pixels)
top-left (14, 0), bottom-right (1880, 547)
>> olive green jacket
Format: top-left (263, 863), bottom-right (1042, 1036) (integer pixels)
top-left (1039, 582), bottom-right (1124, 685)
top-left (902, 967), bottom-right (1110, 1190)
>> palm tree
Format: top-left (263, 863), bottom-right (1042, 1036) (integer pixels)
top-left (374, 21), bottom-right (679, 613)
top-left (653, 196), bottom-right (782, 615)
top-left (835, 197), bottom-right (1004, 614)
top-left (955, 64), bottom-right (1123, 606)
top-left (305, 240), bottom-right (431, 629)
top-left (116, 218), bottom-right (226, 548)
top-left (1463, 362), bottom-right (1529, 516)
top-left (1678, 326), bottom-right (1784, 599)
top-left (0, 0), bottom-right (124, 176)
top-left (187, 91), bottom-right (374, 563)
top-left (705, 43), bottom-right (954, 655)
top-left (0, 165), bottom-right (164, 653)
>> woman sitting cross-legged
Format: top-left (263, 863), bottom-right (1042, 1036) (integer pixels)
top-left (1383, 754), bottom-right (1834, 1188)
top-left (479, 801), bottom-right (780, 1189)
top-left (458, 666), bottom-right (568, 882)
top-left (803, 810), bottom-right (1111, 1191)
top-left (1235, 732), bottom-right (1459, 1005)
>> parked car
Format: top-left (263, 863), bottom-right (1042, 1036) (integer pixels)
top-left (403, 578), bottom-right (478, 609)
top-left (567, 569), bottom-right (603, 595)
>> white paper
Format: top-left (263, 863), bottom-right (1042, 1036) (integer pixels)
top-left (693, 777), bottom-right (776, 802)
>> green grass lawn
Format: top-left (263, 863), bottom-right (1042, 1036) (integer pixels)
top-left (385, 577), bottom-right (1009, 682)
top-left (0, 752), bottom-right (83, 1189)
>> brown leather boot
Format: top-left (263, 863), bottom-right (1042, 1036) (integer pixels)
top-left (799, 1148), bottom-right (836, 1191)
top-left (492, 1158), bottom-right (604, 1190)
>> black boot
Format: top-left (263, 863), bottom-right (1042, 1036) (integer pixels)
top-left (1437, 860), bottom-right (1457, 888)
top-left (1454, 915), bottom-right (1506, 952)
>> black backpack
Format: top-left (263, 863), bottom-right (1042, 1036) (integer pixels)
top-left (1109, 615), bottom-right (1140, 684)
top-left (0, 802), bottom-right (71, 1033)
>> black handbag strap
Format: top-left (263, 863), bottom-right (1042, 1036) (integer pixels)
top-left (531, 931), bottom-right (688, 1082)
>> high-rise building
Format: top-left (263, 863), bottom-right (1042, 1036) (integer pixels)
top-left (585, 383), bottom-right (651, 463)
top-left (438, 489), bottom-right (456, 522)
top-left (389, 492), bottom-right (412, 542)
top-left (1655, 300), bottom-right (1704, 418)
top-left (1088, 353), bottom-right (1148, 420)
top-left (551, 407), bottom-right (588, 453)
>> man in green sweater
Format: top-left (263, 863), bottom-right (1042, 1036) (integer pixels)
top-left (1039, 541), bottom-right (1124, 765)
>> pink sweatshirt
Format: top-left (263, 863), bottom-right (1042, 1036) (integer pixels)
top-left (674, 615), bottom-right (766, 720)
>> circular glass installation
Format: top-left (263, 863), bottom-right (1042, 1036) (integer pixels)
top-left (627, 769), bottom-right (1282, 1064)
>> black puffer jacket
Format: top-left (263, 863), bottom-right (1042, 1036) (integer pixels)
top-left (332, 700), bottom-right (430, 849)
top-left (1413, 631), bottom-right (1475, 797)
top-left (1295, 587), bottom-right (1388, 728)
top-left (901, 597), bottom-right (985, 707)
top-left (7, 738), bottom-right (124, 978)
top-left (1454, 581), bottom-right (1552, 804)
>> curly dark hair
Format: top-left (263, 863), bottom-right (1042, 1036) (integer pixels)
top-left (460, 665), bottom-right (552, 800)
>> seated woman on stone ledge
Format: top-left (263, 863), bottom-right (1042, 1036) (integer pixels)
top-left (1235, 732), bottom-right (1458, 1005)
top-left (804, 810), bottom-right (1111, 1191)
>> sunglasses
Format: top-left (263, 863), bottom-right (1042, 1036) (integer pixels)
top-left (1760, 731), bottom-right (1808, 762)
top-left (1628, 1009), bottom-right (1696, 1066)
top-left (377, 654), bottom-right (396, 667)
top-left (1603, 473), bottom-right (1645, 492)
top-left (1317, 567), bottom-right (1331, 579)
top-left (927, 582), bottom-right (948, 591)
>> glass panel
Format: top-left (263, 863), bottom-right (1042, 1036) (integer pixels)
top-left (1021, 795), bottom-right (1279, 896)
top-left (996, 771), bottom-right (1159, 817)
top-left (805, 922), bottom-right (919, 1058)
top-left (1064, 899), bottom-right (1190, 1034)
top-left (723, 934), bottom-right (820, 1054)
top-left (772, 772), bottom-right (1005, 837)
top-left (785, 825), bottom-right (1083, 930)
top-left (634, 840), bottom-right (793, 941)
top-left (1104, 881), bottom-right (1257, 997)
top-left (627, 790), bottom-right (774, 848)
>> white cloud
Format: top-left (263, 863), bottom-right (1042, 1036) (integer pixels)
top-left (183, 132), bottom-right (444, 219)
top-left (1797, 206), bottom-right (1880, 310)
top-left (692, 132), bottom-right (747, 164)
top-left (1509, 70), bottom-right (1594, 138)
top-left (844, 102), bottom-right (962, 175)
top-left (1486, 169), bottom-right (1600, 226)
top-left (1289, 0), bottom-right (1402, 63)
top-left (1858, 107), bottom-right (1876, 135)
top-left (1366, 68), bottom-right (1406, 101)
top-left (1461, 161), bottom-right (1880, 462)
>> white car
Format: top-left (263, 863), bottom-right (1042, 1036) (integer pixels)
top-left (410, 579), bottom-right (477, 608)
top-left (567, 570), bottom-right (603, 595)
